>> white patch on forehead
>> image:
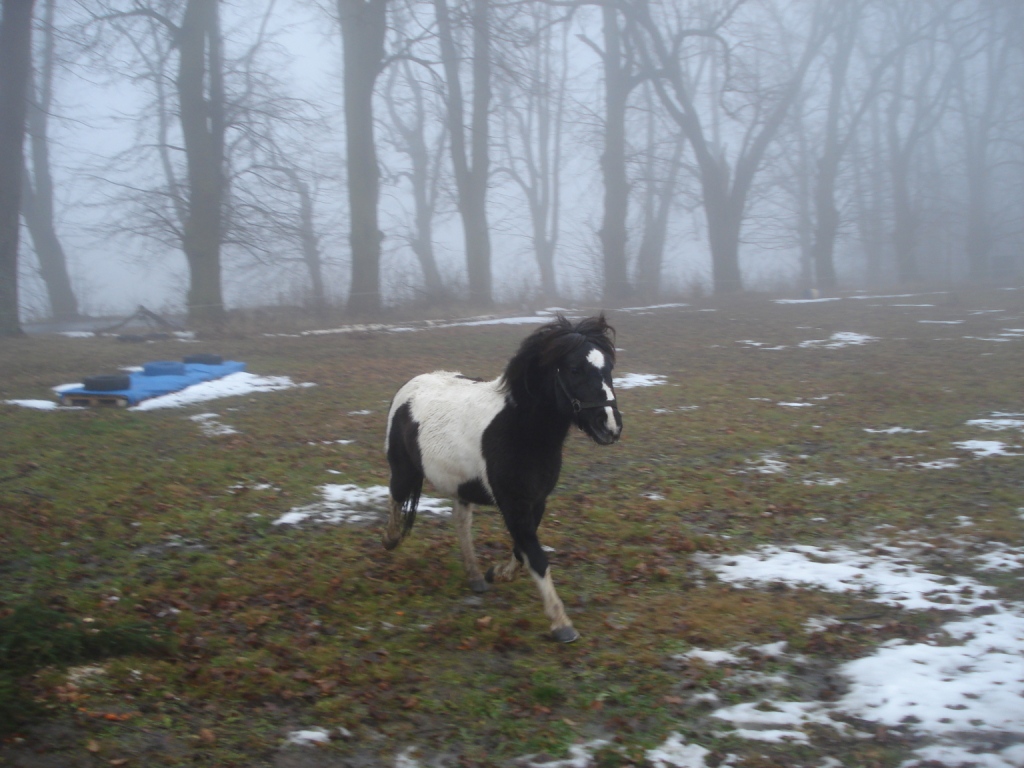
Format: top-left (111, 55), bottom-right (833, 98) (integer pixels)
top-left (587, 348), bottom-right (606, 370)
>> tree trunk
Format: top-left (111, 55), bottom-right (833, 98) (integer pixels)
top-left (338, 0), bottom-right (387, 315)
top-left (178, 0), bottom-right (226, 328)
top-left (636, 134), bottom-right (683, 301)
top-left (435, 0), bottom-right (492, 306)
top-left (598, 0), bottom-right (630, 303)
top-left (23, 0), bottom-right (78, 321)
top-left (0, 0), bottom-right (35, 336)
top-left (287, 171), bottom-right (327, 317)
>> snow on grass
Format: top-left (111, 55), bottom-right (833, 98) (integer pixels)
top-left (777, 401), bottom-right (814, 407)
top-left (693, 543), bottom-right (1024, 763)
top-left (953, 440), bottom-right (1021, 458)
top-left (864, 427), bottom-right (928, 434)
top-left (523, 739), bottom-right (611, 768)
top-left (798, 332), bottom-right (879, 349)
top-left (918, 458), bottom-right (960, 470)
top-left (695, 544), bottom-right (996, 611)
top-left (801, 476), bottom-right (847, 487)
top-left (613, 373), bottom-right (667, 389)
top-left (677, 648), bottom-right (743, 665)
top-left (918, 320), bottom-right (964, 324)
top-left (3, 399), bottom-right (65, 410)
top-left (645, 733), bottom-right (713, 768)
top-left (773, 298), bottom-right (842, 305)
top-left (273, 484), bottom-right (451, 526)
top-left (742, 454), bottom-right (789, 475)
top-left (189, 412), bottom-right (239, 436)
top-left (130, 372), bottom-right (313, 411)
top-left (284, 727), bottom-right (332, 746)
top-left (966, 413), bottom-right (1024, 431)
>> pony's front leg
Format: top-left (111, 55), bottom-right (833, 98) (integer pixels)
top-left (501, 502), bottom-right (578, 643)
top-left (453, 501), bottom-right (489, 593)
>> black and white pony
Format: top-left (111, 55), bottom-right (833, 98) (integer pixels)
top-left (383, 315), bottom-right (622, 642)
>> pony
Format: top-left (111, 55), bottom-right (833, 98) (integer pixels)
top-left (383, 314), bottom-right (623, 642)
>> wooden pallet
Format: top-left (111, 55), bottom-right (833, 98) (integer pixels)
top-left (59, 393), bottom-right (130, 408)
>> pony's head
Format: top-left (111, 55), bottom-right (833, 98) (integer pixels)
top-left (502, 314), bottom-right (623, 445)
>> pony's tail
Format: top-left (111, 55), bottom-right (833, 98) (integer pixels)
top-left (401, 482), bottom-right (422, 537)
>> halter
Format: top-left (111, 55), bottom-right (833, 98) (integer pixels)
top-left (556, 369), bottom-right (616, 415)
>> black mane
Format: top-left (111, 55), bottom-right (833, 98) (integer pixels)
top-left (500, 314), bottom-right (616, 404)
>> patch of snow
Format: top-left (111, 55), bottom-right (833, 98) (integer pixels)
top-left (967, 414), bottom-right (1024, 432)
top-left (129, 373), bottom-right (311, 411)
top-left (395, 746), bottom-right (421, 768)
top-left (974, 548), bottom-right (1024, 572)
top-left (273, 484), bottom-right (451, 526)
top-left (696, 544), bottom-right (996, 612)
top-left (645, 733), bottom-right (712, 768)
top-left (802, 477), bottom-right (847, 487)
top-left (525, 739), bottom-right (611, 768)
top-left (906, 743), bottom-right (1024, 768)
top-left (285, 727), bottom-right (331, 746)
top-left (348, 409), bottom-right (372, 416)
top-left (617, 302), bottom-right (689, 312)
top-left (798, 332), bottom-right (879, 349)
top-left (4, 399), bottom-right (63, 410)
top-left (697, 543), bottom-right (1024, 757)
top-left (918, 320), bottom-right (964, 324)
top-left (953, 440), bottom-right (1021, 458)
top-left (745, 455), bottom-right (789, 474)
top-left (918, 458), bottom-right (960, 470)
top-left (773, 298), bottom-right (842, 304)
top-left (838, 609), bottom-right (1024, 736)
top-left (642, 492), bottom-right (665, 500)
top-left (190, 412), bottom-right (239, 436)
top-left (613, 373), bottom-right (667, 389)
top-left (778, 401), bottom-right (814, 407)
top-left (677, 648), bottom-right (742, 665)
top-left (864, 427), bottom-right (928, 434)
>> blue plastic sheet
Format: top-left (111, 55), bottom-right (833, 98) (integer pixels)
top-left (59, 360), bottom-right (246, 406)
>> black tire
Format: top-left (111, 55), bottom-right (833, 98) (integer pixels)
top-left (183, 353), bottom-right (224, 365)
top-left (143, 361), bottom-right (186, 376)
top-left (82, 374), bottom-right (131, 391)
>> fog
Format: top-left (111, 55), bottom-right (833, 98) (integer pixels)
top-left (7, 0), bottom-right (1024, 325)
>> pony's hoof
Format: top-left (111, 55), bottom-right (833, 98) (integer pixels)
top-left (485, 566), bottom-right (496, 583)
top-left (381, 534), bottom-right (402, 551)
top-left (551, 626), bottom-right (580, 643)
top-left (469, 578), bottom-right (490, 594)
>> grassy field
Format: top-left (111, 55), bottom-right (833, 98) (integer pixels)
top-left (1, 289), bottom-right (1022, 767)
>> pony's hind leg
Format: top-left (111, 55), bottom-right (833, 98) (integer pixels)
top-left (485, 549), bottom-right (523, 583)
top-left (454, 501), bottom-right (488, 593)
top-left (383, 496), bottom-right (405, 550)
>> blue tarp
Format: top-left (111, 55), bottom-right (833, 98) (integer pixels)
top-left (59, 360), bottom-right (246, 406)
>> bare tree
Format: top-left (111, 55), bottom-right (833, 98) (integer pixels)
top-left (434, 0), bottom-right (492, 306)
top-left (0, 0), bottom-right (36, 336)
top-left (634, 85), bottom-right (685, 300)
top-left (22, 0), bottom-right (79, 321)
top-left (337, 0), bottom-right (388, 314)
top-left (382, 57), bottom-right (446, 302)
top-left (950, 1), bottom-right (1013, 282)
top-left (493, 2), bottom-right (570, 302)
top-left (881, 1), bottom-right (956, 284)
top-left (631, 0), bottom-right (830, 295)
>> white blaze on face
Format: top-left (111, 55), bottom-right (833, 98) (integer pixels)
top-left (586, 348), bottom-right (619, 435)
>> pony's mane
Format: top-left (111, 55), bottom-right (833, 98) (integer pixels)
top-left (500, 314), bottom-right (616, 399)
